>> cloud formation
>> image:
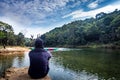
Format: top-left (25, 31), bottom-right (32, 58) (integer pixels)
top-left (63, 1), bottom-right (120, 19)
top-left (0, 0), bottom-right (70, 26)
top-left (87, 0), bottom-right (99, 9)
top-left (0, 0), bottom-right (72, 37)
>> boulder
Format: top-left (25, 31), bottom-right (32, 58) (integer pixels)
top-left (0, 67), bottom-right (51, 80)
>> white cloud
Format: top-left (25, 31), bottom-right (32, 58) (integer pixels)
top-left (0, 16), bottom-right (54, 38)
top-left (87, 0), bottom-right (105, 9)
top-left (87, 1), bottom-right (98, 9)
top-left (0, 0), bottom-right (69, 22)
top-left (62, 9), bottom-right (83, 18)
top-left (68, 1), bottom-right (81, 8)
top-left (25, 27), bottom-right (52, 38)
top-left (0, 16), bottom-right (28, 34)
top-left (63, 1), bottom-right (120, 20)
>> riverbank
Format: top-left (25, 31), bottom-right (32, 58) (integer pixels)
top-left (0, 46), bottom-right (30, 55)
top-left (77, 43), bottom-right (120, 49)
top-left (0, 67), bottom-right (51, 80)
top-left (49, 42), bottom-right (120, 49)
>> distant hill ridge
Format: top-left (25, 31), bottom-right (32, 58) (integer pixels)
top-left (41, 9), bottom-right (120, 47)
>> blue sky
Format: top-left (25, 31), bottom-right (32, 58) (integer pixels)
top-left (0, 0), bottom-right (120, 38)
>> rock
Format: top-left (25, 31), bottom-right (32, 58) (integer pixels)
top-left (0, 78), bottom-right (5, 80)
top-left (0, 67), bottom-right (51, 80)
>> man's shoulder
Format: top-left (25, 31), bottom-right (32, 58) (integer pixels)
top-left (29, 49), bottom-right (47, 53)
top-left (43, 51), bottom-right (52, 57)
top-left (29, 50), bottom-right (34, 52)
top-left (29, 50), bottom-right (36, 54)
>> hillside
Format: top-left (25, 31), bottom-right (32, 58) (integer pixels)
top-left (41, 9), bottom-right (120, 47)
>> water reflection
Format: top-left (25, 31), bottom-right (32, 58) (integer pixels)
top-left (0, 48), bottom-right (120, 80)
top-left (12, 52), bottom-right (29, 67)
top-left (0, 52), bottom-right (29, 77)
top-left (0, 55), bottom-right (15, 77)
top-left (52, 49), bottom-right (120, 80)
top-left (49, 57), bottom-right (99, 80)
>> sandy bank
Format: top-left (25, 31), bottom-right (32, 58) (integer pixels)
top-left (0, 67), bottom-right (51, 80)
top-left (0, 47), bottom-right (30, 55)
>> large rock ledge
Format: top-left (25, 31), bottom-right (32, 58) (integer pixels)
top-left (0, 47), bottom-right (30, 55)
top-left (0, 67), bottom-right (51, 80)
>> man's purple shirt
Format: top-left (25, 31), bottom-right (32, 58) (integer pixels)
top-left (28, 48), bottom-right (51, 77)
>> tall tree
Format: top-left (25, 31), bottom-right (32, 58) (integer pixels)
top-left (0, 21), bottom-right (13, 48)
top-left (16, 32), bottom-right (25, 46)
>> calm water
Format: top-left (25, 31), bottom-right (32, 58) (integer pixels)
top-left (0, 48), bottom-right (120, 80)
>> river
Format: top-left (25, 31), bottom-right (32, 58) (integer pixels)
top-left (0, 48), bottom-right (120, 80)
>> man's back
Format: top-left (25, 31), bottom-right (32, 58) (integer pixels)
top-left (28, 38), bottom-right (51, 79)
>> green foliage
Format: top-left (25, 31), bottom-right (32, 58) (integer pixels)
top-left (0, 21), bottom-right (14, 48)
top-left (0, 21), bottom-right (31, 47)
top-left (16, 32), bottom-right (25, 46)
top-left (41, 10), bottom-right (120, 47)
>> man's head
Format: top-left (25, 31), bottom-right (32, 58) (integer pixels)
top-left (34, 38), bottom-right (44, 48)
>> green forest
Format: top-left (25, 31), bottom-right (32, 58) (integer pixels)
top-left (0, 21), bottom-right (32, 48)
top-left (0, 9), bottom-right (120, 48)
top-left (41, 9), bottom-right (120, 48)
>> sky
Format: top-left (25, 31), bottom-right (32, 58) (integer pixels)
top-left (0, 0), bottom-right (120, 38)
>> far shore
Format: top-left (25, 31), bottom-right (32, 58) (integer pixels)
top-left (53, 43), bottom-right (120, 49)
top-left (0, 44), bottom-right (120, 56)
top-left (0, 46), bottom-right (30, 55)
top-left (76, 44), bottom-right (120, 49)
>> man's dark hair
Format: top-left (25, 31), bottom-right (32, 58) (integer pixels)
top-left (34, 38), bottom-right (44, 48)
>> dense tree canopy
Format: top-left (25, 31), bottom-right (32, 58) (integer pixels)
top-left (0, 21), bottom-right (32, 48)
top-left (0, 21), bottom-right (14, 48)
top-left (41, 10), bottom-right (120, 47)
